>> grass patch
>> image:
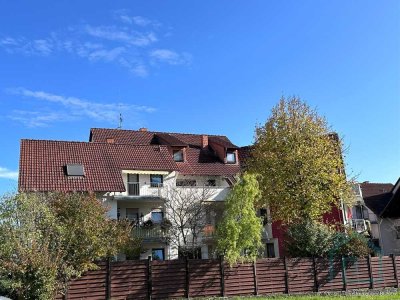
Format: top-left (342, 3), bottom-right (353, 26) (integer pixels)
top-left (230, 292), bottom-right (400, 300)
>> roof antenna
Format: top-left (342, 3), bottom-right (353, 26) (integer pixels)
top-left (118, 112), bottom-right (123, 129)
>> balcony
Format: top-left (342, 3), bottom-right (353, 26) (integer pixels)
top-left (351, 219), bottom-right (369, 233)
top-left (115, 182), bottom-right (165, 199)
top-left (175, 186), bottom-right (230, 201)
top-left (132, 225), bottom-right (170, 242)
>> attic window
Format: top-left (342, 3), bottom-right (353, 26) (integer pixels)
top-left (173, 149), bottom-right (184, 162)
top-left (226, 152), bottom-right (236, 164)
top-left (106, 138), bottom-right (115, 144)
top-left (66, 164), bottom-right (85, 176)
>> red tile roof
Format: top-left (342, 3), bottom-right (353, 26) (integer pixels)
top-left (89, 128), bottom-right (237, 148)
top-left (19, 128), bottom-right (242, 192)
top-left (89, 128), bottom-right (241, 176)
top-left (19, 139), bottom-right (178, 192)
top-left (360, 182), bottom-right (394, 198)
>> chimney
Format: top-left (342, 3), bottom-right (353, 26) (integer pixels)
top-left (202, 135), bottom-right (208, 148)
top-left (139, 127), bottom-right (148, 132)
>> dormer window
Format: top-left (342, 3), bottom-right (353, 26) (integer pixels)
top-left (226, 152), bottom-right (236, 164)
top-left (173, 149), bottom-right (184, 162)
top-left (65, 164), bottom-right (84, 176)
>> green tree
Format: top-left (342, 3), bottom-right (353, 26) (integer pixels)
top-left (216, 173), bottom-right (263, 265)
top-left (285, 220), bottom-right (335, 257)
top-left (0, 192), bottom-right (133, 299)
top-left (250, 97), bottom-right (354, 224)
top-left (285, 221), bottom-right (373, 257)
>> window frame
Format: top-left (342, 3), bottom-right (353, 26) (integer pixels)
top-left (173, 149), bottom-right (184, 162)
top-left (152, 248), bottom-right (165, 260)
top-left (266, 242), bottom-right (276, 258)
top-left (176, 179), bottom-right (197, 187)
top-left (226, 151), bottom-right (236, 164)
top-left (151, 210), bottom-right (164, 224)
top-left (150, 174), bottom-right (163, 188)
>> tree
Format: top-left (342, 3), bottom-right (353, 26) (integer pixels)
top-left (163, 185), bottom-right (218, 258)
top-left (0, 192), bottom-right (133, 299)
top-left (216, 173), bottom-right (263, 265)
top-left (285, 221), bottom-right (373, 257)
top-left (285, 220), bottom-right (335, 257)
top-left (249, 97), bottom-right (354, 224)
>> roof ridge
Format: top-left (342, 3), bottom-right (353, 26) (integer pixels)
top-left (21, 139), bottom-right (171, 148)
top-left (90, 127), bottom-right (230, 138)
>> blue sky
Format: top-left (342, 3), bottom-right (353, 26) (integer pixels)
top-left (0, 1), bottom-right (399, 194)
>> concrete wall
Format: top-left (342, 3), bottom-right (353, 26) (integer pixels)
top-left (379, 218), bottom-right (400, 255)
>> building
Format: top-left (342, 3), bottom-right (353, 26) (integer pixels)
top-left (19, 127), bottom-right (279, 260)
top-left (348, 180), bottom-right (400, 255)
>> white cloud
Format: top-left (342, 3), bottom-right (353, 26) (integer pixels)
top-left (150, 49), bottom-right (192, 65)
top-left (7, 88), bottom-right (155, 127)
top-left (85, 25), bottom-right (157, 46)
top-left (0, 167), bottom-right (18, 180)
top-left (0, 11), bottom-right (191, 76)
top-left (8, 110), bottom-right (70, 127)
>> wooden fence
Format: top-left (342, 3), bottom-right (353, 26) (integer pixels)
top-left (59, 255), bottom-right (399, 300)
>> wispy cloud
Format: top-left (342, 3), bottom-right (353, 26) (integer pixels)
top-left (150, 49), bottom-right (192, 65)
top-left (0, 10), bottom-right (190, 76)
top-left (0, 167), bottom-right (18, 180)
top-left (7, 87), bottom-right (155, 127)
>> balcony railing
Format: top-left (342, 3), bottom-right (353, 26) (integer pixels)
top-left (116, 183), bottom-right (230, 201)
top-left (351, 219), bottom-right (369, 233)
top-left (132, 225), bottom-right (170, 241)
top-left (124, 182), bottom-right (164, 198)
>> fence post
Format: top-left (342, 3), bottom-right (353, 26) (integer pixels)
top-left (283, 256), bottom-right (289, 294)
top-left (147, 256), bottom-right (152, 300)
top-left (185, 257), bottom-right (190, 298)
top-left (253, 260), bottom-right (258, 295)
top-left (367, 255), bottom-right (374, 289)
top-left (341, 256), bottom-right (347, 291)
top-left (219, 255), bottom-right (225, 297)
top-left (312, 256), bottom-right (319, 292)
top-left (105, 258), bottom-right (111, 300)
top-left (391, 254), bottom-right (399, 288)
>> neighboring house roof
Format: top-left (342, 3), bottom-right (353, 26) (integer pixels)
top-left (380, 178), bottom-right (400, 218)
top-left (362, 179), bottom-right (400, 218)
top-left (360, 182), bottom-right (394, 198)
top-left (19, 139), bottom-right (178, 192)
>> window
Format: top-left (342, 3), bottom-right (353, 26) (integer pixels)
top-left (173, 149), bottom-right (184, 162)
top-left (266, 243), bottom-right (275, 258)
top-left (106, 138), bottom-right (115, 144)
top-left (152, 248), bottom-right (165, 260)
top-left (354, 205), bottom-right (363, 219)
top-left (206, 179), bottom-right (216, 187)
top-left (176, 179), bottom-right (196, 187)
top-left (127, 174), bottom-right (139, 195)
top-left (150, 174), bottom-right (163, 187)
top-left (178, 247), bottom-right (202, 259)
top-left (151, 209), bottom-right (164, 224)
top-left (395, 226), bottom-right (400, 239)
top-left (126, 208), bottom-right (139, 225)
top-left (226, 152), bottom-right (236, 164)
top-left (66, 164), bottom-right (84, 176)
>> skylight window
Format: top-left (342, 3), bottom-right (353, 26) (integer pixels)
top-left (66, 164), bottom-right (85, 176)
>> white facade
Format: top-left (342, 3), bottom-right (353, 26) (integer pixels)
top-left (101, 170), bottom-right (279, 260)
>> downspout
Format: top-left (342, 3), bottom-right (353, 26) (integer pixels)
top-left (378, 217), bottom-right (384, 255)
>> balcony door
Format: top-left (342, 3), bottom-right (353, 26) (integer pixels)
top-left (128, 174), bottom-right (139, 196)
top-left (126, 208), bottom-right (139, 225)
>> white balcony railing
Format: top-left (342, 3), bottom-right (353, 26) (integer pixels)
top-left (351, 219), bottom-right (369, 233)
top-left (115, 182), bottom-right (230, 201)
